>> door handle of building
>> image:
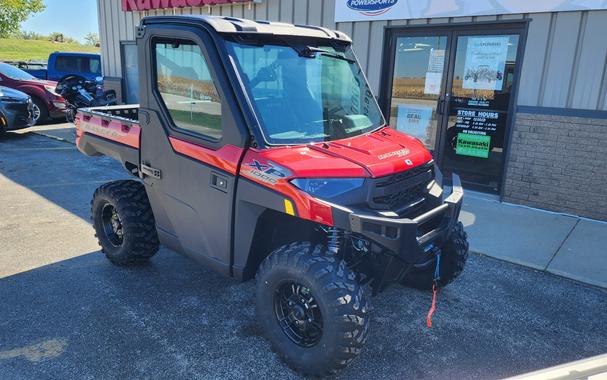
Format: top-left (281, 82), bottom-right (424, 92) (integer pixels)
top-left (210, 172), bottom-right (228, 193)
top-left (437, 99), bottom-right (446, 115)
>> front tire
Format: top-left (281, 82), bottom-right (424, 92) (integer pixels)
top-left (256, 242), bottom-right (370, 377)
top-left (91, 180), bottom-right (159, 265)
top-left (31, 98), bottom-right (48, 125)
top-left (401, 221), bottom-right (469, 290)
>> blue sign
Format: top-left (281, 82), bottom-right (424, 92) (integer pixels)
top-left (346, 0), bottom-right (398, 16)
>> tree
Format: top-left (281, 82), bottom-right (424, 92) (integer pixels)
top-left (84, 32), bottom-right (100, 47)
top-left (0, 0), bottom-right (45, 38)
top-left (48, 31), bottom-right (64, 43)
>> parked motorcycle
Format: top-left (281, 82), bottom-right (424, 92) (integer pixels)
top-left (55, 75), bottom-right (117, 123)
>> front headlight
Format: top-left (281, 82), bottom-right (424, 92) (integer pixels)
top-left (290, 178), bottom-right (365, 198)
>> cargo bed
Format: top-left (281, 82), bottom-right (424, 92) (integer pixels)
top-left (76, 105), bottom-right (141, 174)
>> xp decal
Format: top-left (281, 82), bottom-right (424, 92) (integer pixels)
top-left (346, 0), bottom-right (398, 16)
top-left (243, 159), bottom-right (291, 185)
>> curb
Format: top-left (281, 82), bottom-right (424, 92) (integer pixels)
top-left (470, 250), bottom-right (607, 291)
top-left (32, 130), bottom-right (75, 145)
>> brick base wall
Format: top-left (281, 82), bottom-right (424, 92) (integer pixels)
top-left (503, 112), bottom-right (607, 221)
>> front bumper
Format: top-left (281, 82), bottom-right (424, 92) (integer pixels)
top-left (333, 174), bottom-right (464, 265)
top-left (1, 100), bottom-right (34, 131)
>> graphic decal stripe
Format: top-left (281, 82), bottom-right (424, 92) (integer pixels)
top-left (169, 137), bottom-right (243, 175)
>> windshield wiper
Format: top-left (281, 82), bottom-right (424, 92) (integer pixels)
top-left (299, 46), bottom-right (355, 64)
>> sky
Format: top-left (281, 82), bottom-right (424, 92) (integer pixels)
top-left (21, 0), bottom-right (99, 43)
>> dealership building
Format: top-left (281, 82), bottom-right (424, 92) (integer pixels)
top-left (97, 0), bottom-right (607, 221)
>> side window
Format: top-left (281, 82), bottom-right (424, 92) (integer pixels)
top-left (90, 57), bottom-right (101, 75)
top-left (154, 40), bottom-right (222, 140)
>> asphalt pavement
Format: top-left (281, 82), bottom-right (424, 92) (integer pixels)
top-left (1, 130), bottom-right (607, 379)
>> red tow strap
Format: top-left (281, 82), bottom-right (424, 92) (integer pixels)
top-left (426, 283), bottom-right (438, 328)
top-left (427, 253), bottom-right (441, 328)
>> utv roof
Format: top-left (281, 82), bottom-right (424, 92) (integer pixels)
top-left (141, 15), bottom-right (352, 43)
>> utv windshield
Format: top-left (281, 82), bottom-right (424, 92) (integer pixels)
top-left (226, 38), bottom-right (385, 145)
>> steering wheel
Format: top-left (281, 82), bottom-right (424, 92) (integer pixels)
top-left (250, 61), bottom-right (279, 88)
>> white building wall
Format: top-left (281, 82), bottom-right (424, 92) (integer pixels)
top-left (97, 0), bottom-right (607, 110)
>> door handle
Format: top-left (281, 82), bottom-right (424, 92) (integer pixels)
top-left (437, 99), bottom-right (446, 115)
top-left (210, 172), bottom-right (228, 193)
top-left (141, 164), bottom-right (161, 179)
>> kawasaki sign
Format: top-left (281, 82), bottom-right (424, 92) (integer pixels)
top-left (335, 0), bottom-right (607, 22)
top-left (122, 0), bottom-right (258, 12)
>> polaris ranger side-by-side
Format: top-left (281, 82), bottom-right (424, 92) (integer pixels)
top-left (75, 16), bottom-right (469, 376)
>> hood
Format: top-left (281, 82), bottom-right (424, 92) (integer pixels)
top-left (260, 127), bottom-right (433, 179)
top-left (0, 86), bottom-right (29, 101)
top-left (19, 78), bottom-right (58, 88)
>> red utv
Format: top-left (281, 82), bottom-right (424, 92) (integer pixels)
top-left (75, 16), bottom-right (469, 376)
top-left (0, 62), bottom-right (67, 124)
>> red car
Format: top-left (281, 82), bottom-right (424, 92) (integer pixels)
top-left (0, 62), bottom-right (66, 124)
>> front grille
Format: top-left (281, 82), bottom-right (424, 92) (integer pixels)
top-left (368, 162), bottom-right (434, 214)
top-left (375, 162), bottom-right (433, 188)
top-left (373, 182), bottom-right (427, 209)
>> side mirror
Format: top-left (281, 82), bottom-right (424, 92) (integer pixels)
top-left (95, 76), bottom-right (103, 84)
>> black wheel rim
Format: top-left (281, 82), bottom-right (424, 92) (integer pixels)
top-left (273, 282), bottom-right (323, 348)
top-left (101, 203), bottom-right (124, 247)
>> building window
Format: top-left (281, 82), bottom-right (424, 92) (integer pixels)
top-left (154, 40), bottom-right (222, 141)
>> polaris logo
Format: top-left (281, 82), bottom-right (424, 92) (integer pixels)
top-left (346, 0), bottom-right (398, 16)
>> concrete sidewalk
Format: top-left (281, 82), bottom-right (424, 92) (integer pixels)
top-left (30, 123), bottom-right (607, 289)
top-left (461, 191), bottom-right (607, 289)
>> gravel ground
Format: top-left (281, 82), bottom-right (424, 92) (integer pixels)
top-left (1, 131), bottom-right (606, 379)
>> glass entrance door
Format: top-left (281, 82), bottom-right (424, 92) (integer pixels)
top-left (388, 35), bottom-right (448, 153)
top-left (384, 24), bottom-right (525, 194)
top-left (441, 33), bottom-right (521, 192)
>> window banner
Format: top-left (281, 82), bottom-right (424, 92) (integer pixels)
top-left (396, 104), bottom-right (433, 140)
top-left (335, 0), bottom-right (607, 23)
top-left (462, 36), bottom-right (509, 91)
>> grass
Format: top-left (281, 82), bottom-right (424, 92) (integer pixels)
top-left (0, 38), bottom-right (100, 61)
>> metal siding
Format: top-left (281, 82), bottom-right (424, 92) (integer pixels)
top-left (366, 21), bottom-right (387, 94)
top-left (517, 13), bottom-right (551, 106)
top-left (243, 1), bottom-right (255, 20)
top-left (98, 1), bottom-right (607, 111)
top-left (336, 22), bottom-right (353, 37)
top-left (307, 0), bottom-right (323, 26)
top-left (107, 0), bottom-right (120, 77)
top-left (571, 11), bottom-right (607, 109)
top-left (266, 0), bottom-right (280, 21)
top-left (280, 0), bottom-right (294, 23)
top-left (352, 22), bottom-right (370, 72)
top-left (541, 11), bottom-right (582, 108)
top-left (322, 0), bottom-right (336, 28)
top-left (97, 0), bottom-right (109, 76)
top-left (294, 0), bottom-right (308, 25)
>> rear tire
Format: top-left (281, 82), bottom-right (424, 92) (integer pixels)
top-left (401, 221), bottom-right (469, 290)
top-left (91, 180), bottom-right (159, 265)
top-left (256, 242), bottom-right (370, 377)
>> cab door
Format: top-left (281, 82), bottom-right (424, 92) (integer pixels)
top-left (138, 26), bottom-right (248, 276)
